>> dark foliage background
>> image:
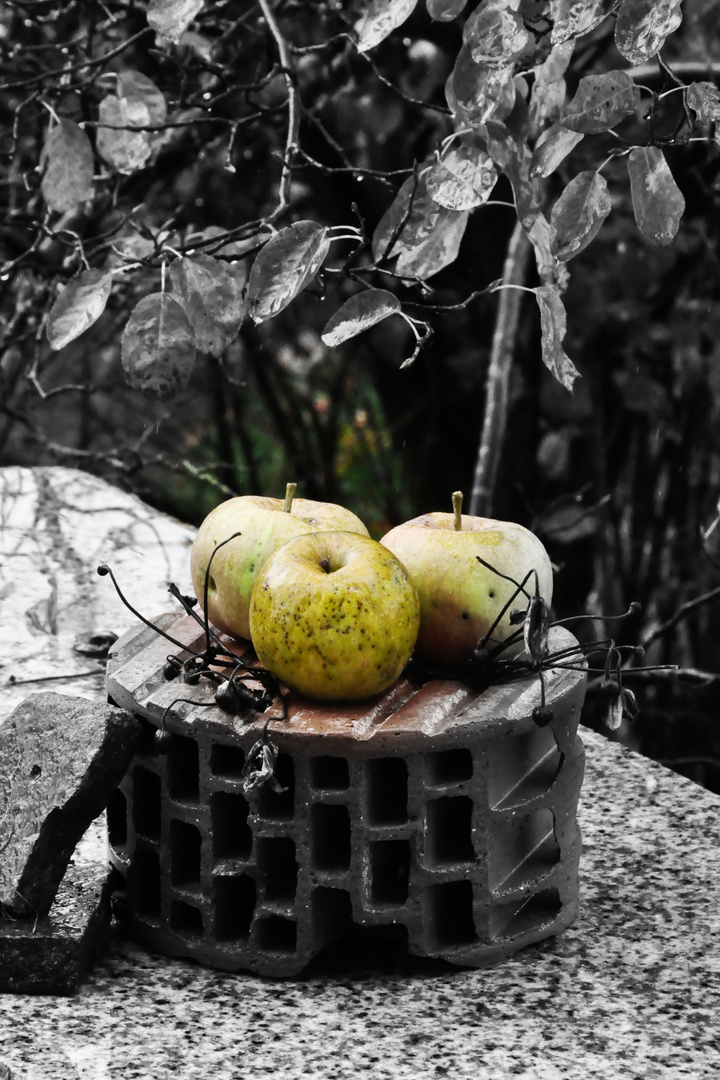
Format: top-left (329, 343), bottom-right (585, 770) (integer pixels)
top-left (2, 0), bottom-right (720, 791)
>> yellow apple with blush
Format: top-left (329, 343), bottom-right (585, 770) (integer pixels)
top-left (380, 491), bottom-right (553, 667)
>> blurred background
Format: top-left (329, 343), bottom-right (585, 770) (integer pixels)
top-left (2, 1), bottom-right (720, 792)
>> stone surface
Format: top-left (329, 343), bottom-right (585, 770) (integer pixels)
top-left (0, 467), bottom-right (719, 1077)
top-left (0, 862), bottom-right (113, 995)
top-left (0, 692), bottom-right (144, 917)
top-left (0, 465), bottom-right (195, 723)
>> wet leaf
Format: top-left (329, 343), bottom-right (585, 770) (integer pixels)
top-left (550, 0), bottom-right (622, 44)
top-left (117, 70), bottom-right (167, 125)
top-left (551, 170), bottom-right (612, 261)
top-left (425, 143), bottom-right (498, 210)
top-left (46, 270), bottom-right (113, 351)
top-left (372, 172), bottom-right (468, 279)
top-left (534, 284), bottom-right (580, 390)
top-left (627, 146), bottom-right (685, 247)
top-left (40, 120), bottom-right (94, 213)
top-left (121, 293), bottom-right (196, 400)
top-left (464, 2), bottom-right (530, 66)
top-left (96, 94), bottom-right (153, 174)
top-left (561, 70), bottom-right (641, 133)
top-left (530, 123), bottom-right (584, 178)
top-left (687, 81), bottom-right (720, 125)
top-left (615, 0), bottom-right (683, 64)
top-left (321, 289), bottom-right (402, 346)
top-left (450, 41), bottom-right (515, 125)
top-left (147, 0), bottom-right (204, 43)
top-left (485, 119), bottom-right (539, 218)
top-left (355, 0), bottom-right (419, 52)
top-left (247, 221), bottom-right (330, 323)
top-left (427, 0), bottom-right (467, 19)
top-left (528, 41), bottom-right (574, 132)
top-left (168, 254), bottom-right (245, 356)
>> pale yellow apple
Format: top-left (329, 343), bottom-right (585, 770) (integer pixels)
top-left (190, 489), bottom-right (369, 640)
top-left (249, 531), bottom-right (420, 700)
top-left (380, 492), bottom-right (552, 667)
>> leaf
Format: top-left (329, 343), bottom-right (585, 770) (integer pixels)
top-left (117, 70), bottom-right (167, 125)
top-left (427, 0), bottom-right (467, 19)
top-left (614, 0), bottom-right (683, 64)
top-left (534, 284), bottom-right (580, 390)
top-left (121, 293), bottom-right (196, 400)
top-left (168, 254), bottom-right (245, 356)
top-left (354, 0), bottom-right (419, 52)
top-left (485, 119), bottom-right (539, 219)
top-left (46, 270), bottom-right (113, 351)
top-left (96, 95), bottom-right (153, 174)
top-left (450, 42), bottom-right (515, 125)
top-left (550, 170), bottom-right (612, 261)
top-left (464, 2), bottom-right (530, 67)
top-left (147, 0), bottom-right (204, 44)
top-left (528, 40), bottom-right (574, 132)
top-left (246, 221), bottom-right (330, 323)
top-left (40, 120), bottom-right (94, 213)
top-left (687, 81), bottom-right (720, 125)
top-left (425, 143), bottom-right (498, 210)
top-left (560, 70), bottom-right (641, 134)
top-left (530, 123), bottom-right (584, 178)
top-left (627, 146), bottom-right (685, 247)
top-left (549, 0), bottom-right (623, 44)
top-left (321, 289), bottom-right (402, 346)
top-left (371, 173), bottom-right (469, 279)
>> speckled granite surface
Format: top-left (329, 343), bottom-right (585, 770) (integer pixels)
top-left (2, 466), bottom-right (719, 1079)
top-left (1, 728), bottom-right (718, 1080)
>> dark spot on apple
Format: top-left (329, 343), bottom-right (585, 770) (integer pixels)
top-left (489, 590), bottom-right (495, 598)
top-left (462, 612), bottom-right (469, 620)
top-left (249, 562), bottom-right (255, 572)
top-left (208, 575), bottom-right (217, 592)
top-left (320, 557), bottom-right (331, 573)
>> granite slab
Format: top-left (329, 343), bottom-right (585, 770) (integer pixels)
top-left (1, 729), bottom-right (718, 1080)
top-left (1, 466), bottom-right (719, 1078)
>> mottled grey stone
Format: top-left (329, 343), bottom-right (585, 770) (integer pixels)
top-left (0, 861), bottom-right (112, 995)
top-left (0, 692), bottom-right (144, 917)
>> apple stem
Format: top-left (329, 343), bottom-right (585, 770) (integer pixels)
top-left (283, 482), bottom-right (297, 513)
top-left (452, 490), bottom-right (463, 531)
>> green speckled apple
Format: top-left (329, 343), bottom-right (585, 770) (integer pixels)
top-left (190, 484), bottom-right (369, 640)
top-left (380, 491), bottom-right (553, 667)
top-left (249, 531), bottom-right (420, 700)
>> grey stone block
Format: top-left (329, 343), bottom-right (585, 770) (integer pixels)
top-left (0, 692), bottom-right (144, 917)
top-left (0, 861), bottom-right (113, 995)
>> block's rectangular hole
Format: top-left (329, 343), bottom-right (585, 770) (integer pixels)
top-left (489, 887), bottom-right (562, 941)
top-left (210, 742), bottom-right (245, 778)
top-left (107, 786), bottom-right (128, 850)
top-left (170, 819), bottom-right (202, 888)
top-left (256, 915), bottom-right (297, 953)
top-left (311, 755), bottom-right (350, 791)
top-left (488, 808), bottom-right (559, 894)
top-left (426, 880), bottom-right (477, 949)
top-left (426, 748), bottom-right (473, 786)
top-left (257, 837), bottom-right (297, 902)
top-left (214, 874), bottom-right (256, 941)
top-left (369, 840), bottom-right (410, 906)
top-left (167, 733), bottom-right (200, 801)
top-left (170, 899), bottom-right (203, 938)
top-left (488, 727), bottom-right (562, 810)
top-left (131, 848), bottom-right (161, 919)
top-left (311, 887), bottom-right (354, 945)
top-left (311, 803), bottom-right (351, 871)
top-left (425, 796), bottom-right (474, 867)
top-left (364, 758), bottom-right (408, 825)
top-left (211, 791), bottom-right (252, 859)
top-left (132, 767), bottom-right (161, 840)
top-left (257, 753), bottom-right (294, 819)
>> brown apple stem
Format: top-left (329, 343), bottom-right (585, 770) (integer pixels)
top-left (283, 482), bottom-right (297, 513)
top-left (452, 490), bottom-right (463, 531)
